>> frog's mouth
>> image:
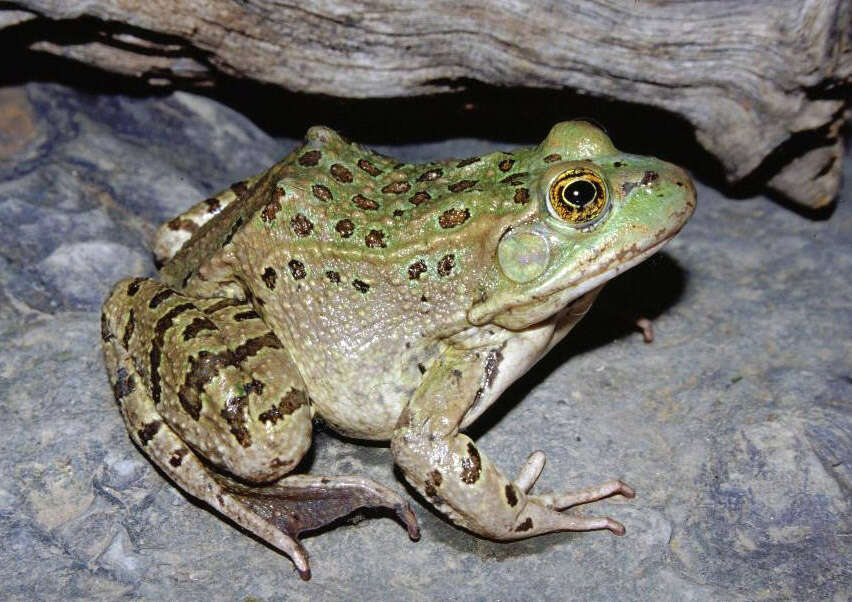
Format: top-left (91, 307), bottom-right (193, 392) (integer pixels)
top-left (469, 235), bottom-right (674, 331)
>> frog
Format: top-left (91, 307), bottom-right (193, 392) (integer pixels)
top-left (101, 120), bottom-right (696, 580)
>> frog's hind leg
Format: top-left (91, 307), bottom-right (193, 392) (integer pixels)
top-left (392, 348), bottom-right (634, 542)
top-left (101, 278), bottom-right (418, 579)
top-left (153, 175), bottom-right (261, 269)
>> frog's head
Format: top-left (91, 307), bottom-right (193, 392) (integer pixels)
top-left (469, 120), bottom-right (696, 329)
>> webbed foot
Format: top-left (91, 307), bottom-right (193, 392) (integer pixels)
top-left (221, 474), bottom-right (420, 580)
top-left (510, 451), bottom-right (635, 537)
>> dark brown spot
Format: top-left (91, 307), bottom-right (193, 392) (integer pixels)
top-left (382, 181), bottom-right (410, 194)
top-left (424, 482), bottom-right (438, 500)
top-left (498, 158), bottom-right (515, 172)
top-left (408, 260), bottom-right (427, 280)
top-left (288, 259), bottom-right (306, 280)
top-left (365, 229), bottom-right (386, 248)
top-left (126, 278), bottom-right (144, 296)
top-left (409, 191), bottom-right (431, 206)
top-left (514, 188), bottom-right (530, 204)
top-left (417, 168), bottom-right (443, 182)
top-left (439, 208), bottom-right (470, 229)
top-left (358, 158), bottom-right (382, 176)
top-left (420, 295), bottom-right (428, 303)
top-left (312, 184), bottom-right (333, 203)
top-left (430, 469), bottom-right (443, 487)
top-left (505, 484), bottom-right (519, 507)
top-left (233, 332), bottom-right (283, 364)
top-left (204, 197), bottom-right (221, 214)
top-left (169, 448), bottom-right (188, 467)
top-left (393, 209), bottom-right (404, 217)
top-left (500, 172), bottom-right (528, 186)
top-left (203, 298), bottom-right (243, 315)
top-left (112, 367), bottom-right (135, 400)
top-left (456, 156), bottom-right (480, 167)
top-left (230, 180), bottom-right (250, 197)
top-left (261, 199), bottom-right (281, 223)
top-left (121, 309), bottom-right (135, 347)
top-left (352, 279), bottom-right (370, 293)
top-left (352, 194), bottom-right (379, 210)
top-left (259, 388), bottom-right (308, 423)
top-left (182, 316), bottom-right (217, 340)
top-left (100, 312), bottom-right (114, 342)
top-left (330, 163), bottom-right (353, 183)
top-left (641, 170), bottom-right (659, 185)
top-left (167, 217), bottom-right (198, 233)
top-left (178, 350), bottom-right (233, 420)
top-left (417, 363), bottom-right (427, 374)
top-left (334, 220), bottom-right (354, 239)
top-left (150, 347), bottom-right (162, 405)
top-left (298, 150), bottom-right (321, 166)
top-left (613, 161), bottom-right (623, 168)
top-left (152, 303), bottom-right (195, 353)
top-left (148, 288), bottom-right (175, 309)
top-left (437, 254), bottom-right (456, 277)
top-left (290, 213), bottom-right (314, 237)
top-left (269, 457), bottom-right (291, 469)
top-left (484, 348), bottom-right (503, 389)
top-left (543, 153), bottom-right (561, 163)
top-left (622, 181), bottom-right (639, 196)
top-left (515, 517), bottom-right (533, 532)
top-left (448, 180), bottom-right (476, 193)
top-left (137, 421), bottom-right (161, 446)
top-left (326, 270), bottom-right (341, 283)
top-left (244, 379), bottom-right (264, 395)
top-left (262, 266), bottom-right (277, 289)
top-left (222, 216), bottom-right (243, 246)
top-left (234, 310), bottom-right (260, 321)
top-left (220, 394), bottom-right (251, 447)
top-left (460, 442), bottom-right (482, 484)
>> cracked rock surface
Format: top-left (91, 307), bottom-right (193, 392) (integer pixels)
top-left (0, 83), bottom-right (849, 600)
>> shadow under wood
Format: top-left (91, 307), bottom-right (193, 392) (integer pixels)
top-left (3, 14), bottom-right (846, 216)
top-left (2, 21), bottom-right (726, 186)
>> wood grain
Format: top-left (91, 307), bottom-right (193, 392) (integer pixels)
top-left (4, 0), bottom-right (849, 208)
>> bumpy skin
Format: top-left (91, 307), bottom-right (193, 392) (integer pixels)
top-left (101, 121), bottom-right (696, 579)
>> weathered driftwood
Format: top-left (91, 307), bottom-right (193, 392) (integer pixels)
top-left (3, 0), bottom-right (850, 208)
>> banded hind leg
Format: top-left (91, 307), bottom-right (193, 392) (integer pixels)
top-left (153, 175), bottom-right (263, 269)
top-left (101, 278), bottom-right (418, 579)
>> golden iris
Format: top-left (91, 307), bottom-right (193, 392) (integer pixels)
top-left (547, 168), bottom-right (608, 226)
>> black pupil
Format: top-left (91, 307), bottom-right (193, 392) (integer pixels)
top-left (562, 180), bottom-right (597, 208)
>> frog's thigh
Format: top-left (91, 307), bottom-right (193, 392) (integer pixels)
top-left (153, 174), bottom-right (261, 268)
top-left (101, 307), bottom-right (313, 575)
top-left (102, 277), bottom-right (312, 483)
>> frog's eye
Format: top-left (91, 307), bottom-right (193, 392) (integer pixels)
top-left (546, 168), bottom-right (609, 227)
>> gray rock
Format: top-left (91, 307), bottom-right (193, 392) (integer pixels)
top-left (0, 82), bottom-right (849, 601)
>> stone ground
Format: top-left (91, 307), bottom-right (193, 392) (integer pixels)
top-left (0, 83), bottom-right (849, 601)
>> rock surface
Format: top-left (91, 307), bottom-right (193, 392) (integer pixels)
top-left (0, 83), bottom-right (849, 600)
top-left (2, 0), bottom-right (850, 210)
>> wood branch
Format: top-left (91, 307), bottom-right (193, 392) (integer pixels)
top-left (3, 0), bottom-right (849, 209)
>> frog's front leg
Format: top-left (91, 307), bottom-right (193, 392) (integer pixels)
top-left (391, 348), bottom-right (634, 539)
top-left (102, 278), bottom-right (417, 579)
